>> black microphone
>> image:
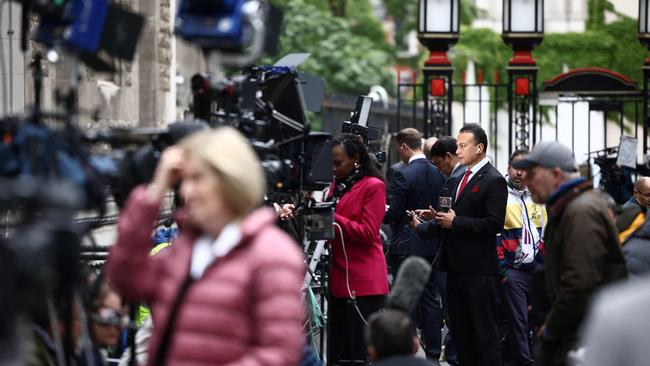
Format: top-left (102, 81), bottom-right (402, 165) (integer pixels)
top-left (386, 256), bottom-right (431, 314)
top-left (439, 187), bottom-right (452, 213)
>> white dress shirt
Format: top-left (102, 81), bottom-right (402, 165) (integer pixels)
top-left (456, 156), bottom-right (490, 200)
top-left (408, 153), bottom-right (427, 164)
top-left (190, 222), bottom-right (241, 279)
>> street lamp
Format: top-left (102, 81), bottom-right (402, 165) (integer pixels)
top-left (638, 0), bottom-right (650, 153)
top-left (502, 0), bottom-right (544, 153)
top-left (417, 0), bottom-right (460, 137)
top-left (639, 0), bottom-right (650, 38)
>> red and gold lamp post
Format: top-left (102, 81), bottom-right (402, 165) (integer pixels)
top-left (502, 0), bottom-right (544, 153)
top-left (639, 0), bottom-right (650, 153)
top-left (418, 0), bottom-right (460, 137)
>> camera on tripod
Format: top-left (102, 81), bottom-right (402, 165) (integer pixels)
top-left (182, 52), bottom-right (333, 197)
top-left (6, 0), bottom-right (144, 70)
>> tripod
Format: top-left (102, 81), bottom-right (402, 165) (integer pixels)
top-left (303, 237), bottom-right (331, 364)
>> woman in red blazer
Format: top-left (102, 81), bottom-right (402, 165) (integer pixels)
top-left (327, 135), bottom-right (389, 365)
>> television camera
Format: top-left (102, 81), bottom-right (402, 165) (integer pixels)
top-left (588, 136), bottom-right (650, 205)
top-left (341, 95), bottom-right (387, 164)
top-left (8, 0), bottom-right (144, 71)
top-left (185, 54), bottom-right (337, 240)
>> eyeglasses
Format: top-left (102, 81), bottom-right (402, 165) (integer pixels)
top-left (91, 307), bottom-right (129, 327)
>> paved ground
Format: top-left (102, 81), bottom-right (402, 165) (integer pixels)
top-left (414, 345), bottom-right (449, 365)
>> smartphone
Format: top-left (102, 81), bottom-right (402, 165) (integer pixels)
top-left (406, 210), bottom-right (422, 223)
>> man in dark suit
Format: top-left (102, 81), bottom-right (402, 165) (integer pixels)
top-left (414, 136), bottom-right (465, 366)
top-left (384, 128), bottom-right (446, 364)
top-left (417, 124), bottom-right (507, 365)
top-left (429, 136), bottom-right (465, 180)
top-left (386, 161), bottom-right (405, 191)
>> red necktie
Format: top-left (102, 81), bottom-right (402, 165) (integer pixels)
top-left (456, 169), bottom-right (472, 198)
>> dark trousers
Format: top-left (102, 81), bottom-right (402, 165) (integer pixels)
top-left (447, 271), bottom-right (502, 366)
top-left (437, 271), bottom-right (459, 366)
top-left (533, 337), bottom-right (575, 366)
top-left (501, 268), bottom-right (533, 366)
top-left (390, 254), bottom-right (443, 364)
top-left (327, 295), bottom-right (384, 366)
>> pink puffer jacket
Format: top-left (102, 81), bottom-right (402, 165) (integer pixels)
top-left (106, 186), bottom-right (305, 366)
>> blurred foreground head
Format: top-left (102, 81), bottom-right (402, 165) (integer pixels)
top-left (179, 127), bottom-right (265, 231)
top-left (365, 309), bottom-right (418, 361)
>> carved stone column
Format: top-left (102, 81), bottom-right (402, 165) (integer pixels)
top-left (0, 2), bottom-right (25, 116)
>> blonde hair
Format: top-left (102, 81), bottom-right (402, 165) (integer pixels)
top-left (179, 127), bottom-right (266, 217)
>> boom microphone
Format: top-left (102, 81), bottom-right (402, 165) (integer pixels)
top-left (386, 256), bottom-right (431, 314)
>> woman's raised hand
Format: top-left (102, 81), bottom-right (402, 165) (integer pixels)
top-left (148, 146), bottom-right (186, 201)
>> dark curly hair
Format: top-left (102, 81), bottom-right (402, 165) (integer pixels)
top-left (332, 134), bottom-right (385, 182)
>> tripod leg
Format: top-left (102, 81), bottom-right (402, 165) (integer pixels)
top-left (73, 288), bottom-right (96, 366)
top-left (45, 290), bottom-right (66, 366)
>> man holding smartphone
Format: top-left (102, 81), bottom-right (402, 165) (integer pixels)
top-left (383, 128), bottom-right (446, 364)
top-left (414, 124), bottom-right (507, 366)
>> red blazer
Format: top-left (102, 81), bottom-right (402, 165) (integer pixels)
top-left (331, 176), bottom-right (389, 298)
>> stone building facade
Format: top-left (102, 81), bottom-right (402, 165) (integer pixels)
top-left (0, 0), bottom-right (206, 128)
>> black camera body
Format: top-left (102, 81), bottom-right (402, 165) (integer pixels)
top-left (341, 121), bottom-right (380, 141)
top-left (303, 201), bottom-right (336, 240)
top-left (340, 96), bottom-right (386, 164)
top-left (191, 65), bottom-right (333, 195)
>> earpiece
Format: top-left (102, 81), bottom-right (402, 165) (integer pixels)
top-left (476, 148), bottom-right (480, 154)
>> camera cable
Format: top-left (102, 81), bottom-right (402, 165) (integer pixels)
top-left (333, 222), bottom-right (369, 326)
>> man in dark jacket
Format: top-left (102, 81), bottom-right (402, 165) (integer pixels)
top-left (366, 310), bottom-right (435, 366)
top-left (617, 176), bottom-right (650, 243)
top-left (623, 214), bottom-right (650, 278)
top-left (417, 135), bottom-right (464, 366)
top-left (513, 141), bottom-right (628, 366)
top-left (429, 136), bottom-right (465, 179)
top-left (384, 128), bottom-right (446, 364)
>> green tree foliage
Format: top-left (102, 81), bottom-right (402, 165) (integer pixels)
top-left (586, 0), bottom-right (615, 30)
top-left (453, 27), bottom-right (511, 84)
top-left (451, 18), bottom-right (646, 88)
top-left (267, 0), bottom-right (394, 95)
top-left (451, 17), bottom-right (646, 124)
top-left (345, 0), bottom-right (390, 52)
top-left (382, 0), bottom-right (482, 44)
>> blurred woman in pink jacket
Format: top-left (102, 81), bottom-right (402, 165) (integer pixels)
top-left (106, 127), bottom-right (305, 366)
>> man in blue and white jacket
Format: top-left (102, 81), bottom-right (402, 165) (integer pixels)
top-left (497, 150), bottom-right (547, 366)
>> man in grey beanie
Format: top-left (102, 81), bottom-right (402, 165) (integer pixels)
top-left (513, 141), bottom-right (627, 366)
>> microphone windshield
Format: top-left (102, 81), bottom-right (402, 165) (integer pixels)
top-left (386, 256), bottom-right (431, 314)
